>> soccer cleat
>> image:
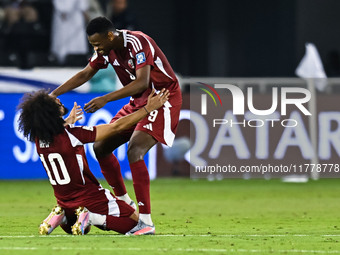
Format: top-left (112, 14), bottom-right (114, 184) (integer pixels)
top-left (125, 219), bottom-right (155, 236)
top-left (39, 205), bottom-right (65, 235)
top-left (72, 207), bottom-right (91, 235)
top-left (129, 200), bottom-right (137, 210)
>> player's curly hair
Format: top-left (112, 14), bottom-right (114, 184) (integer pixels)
top-left (17, 89), bottom-right (65, 144)
top-left (86, 16), bottom-right (116, 36)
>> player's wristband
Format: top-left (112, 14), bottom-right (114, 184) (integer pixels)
top-left (144, 106), bottom-right (149, 114)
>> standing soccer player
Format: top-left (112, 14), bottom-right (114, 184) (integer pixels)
top-left (50, 16), bottom-right (182, 234)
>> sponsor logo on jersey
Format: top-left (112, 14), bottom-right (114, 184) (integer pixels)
top-left (113, 59), bottom-right (120, 66)
top-left (128, 59), bottom-right (135, 69)
top-left (143, 123), bottom-right (153, 131)
top-left (136, 52), bottom-right (146, 65)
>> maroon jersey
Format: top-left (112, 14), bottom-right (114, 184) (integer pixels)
top-left (36, 125), bottom-right (99, 203)
top-left (89, 30), bottom-right (182, 108)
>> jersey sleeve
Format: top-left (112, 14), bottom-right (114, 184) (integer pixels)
top-left (89, 51), bottom-right (109, 70)
top-left (130, 34), bottom-right (154, 71)
top-left (65, 125), bottom-right (97, 144)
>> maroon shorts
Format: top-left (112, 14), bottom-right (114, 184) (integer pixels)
top-left (111, 100), bottom-right (181, 147)
top-left (57, 187), bottom-right (135, 217)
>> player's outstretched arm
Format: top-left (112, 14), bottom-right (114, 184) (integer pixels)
top-left (84, 65), bottom-right (151, 113)
top-left (64, 102), bottom-right (83, 126)
top-left (50, 64), bottom-right (98, 98)
top-left (94, 89), bottom-right (169, 141)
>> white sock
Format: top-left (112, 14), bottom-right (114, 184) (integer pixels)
top-left (88, 212), bottom-right (106, 226)
top-left (117, 193), bottom-right (133, 204)
top-left (139, 214), bottom-right (153, 226)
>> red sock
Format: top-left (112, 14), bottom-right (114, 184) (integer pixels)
top-left (105, 216), bottom-right (137, 234)
top-left (98, 154), bottom-right (127, 196)
top-left (130, 160), bottom-right (151, 214)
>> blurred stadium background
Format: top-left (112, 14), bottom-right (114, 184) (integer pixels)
top-left (2, 0), bottom-right (340, 253)
top-left (1, 0), bottom-right (340, 180)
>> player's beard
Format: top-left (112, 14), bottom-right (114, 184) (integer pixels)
top-left (62, 105), bottom-right (69, 116)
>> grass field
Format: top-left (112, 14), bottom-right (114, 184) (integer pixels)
top-left (1, 178), bottom-right (340, 254)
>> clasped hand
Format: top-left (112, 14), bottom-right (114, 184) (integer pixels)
top-left (84, 96), bottom-right (107, 113)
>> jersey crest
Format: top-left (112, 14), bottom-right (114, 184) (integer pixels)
top-left (128, 59), bottom-right (135, 69)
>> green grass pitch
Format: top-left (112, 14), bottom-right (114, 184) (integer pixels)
top-left (0, 178), bottom-right (340, 254)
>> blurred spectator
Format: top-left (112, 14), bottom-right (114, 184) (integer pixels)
top-left (0, 8), bottom-right (5, 30)
top-left (97, 0), bottom-right (108, 14)
top-left (85, 0), bottom-right (104, 22)
top-left (106, 0), bottom-right (136, 30)
top-left (2, 1), bottom-right (44, 36)
top-left (0, 0), bottom-right (46, 69)
top-left (51, 0), bottom-right (89, 65)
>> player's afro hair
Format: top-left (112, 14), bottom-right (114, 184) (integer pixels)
top-left (17, 89), bottom-right (65, 144)
top-left (86, 16), bottom-right (116, 36)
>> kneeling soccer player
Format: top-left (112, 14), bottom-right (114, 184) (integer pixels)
top-left (17, 88), bottom-right (169, 235)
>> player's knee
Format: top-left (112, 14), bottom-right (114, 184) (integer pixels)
top-left (93, 143), bottom-right (101, 156)
top-left (93, 142), bottom-right (109, 158)
top-left (127, 145), bottom-right (145, 163)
